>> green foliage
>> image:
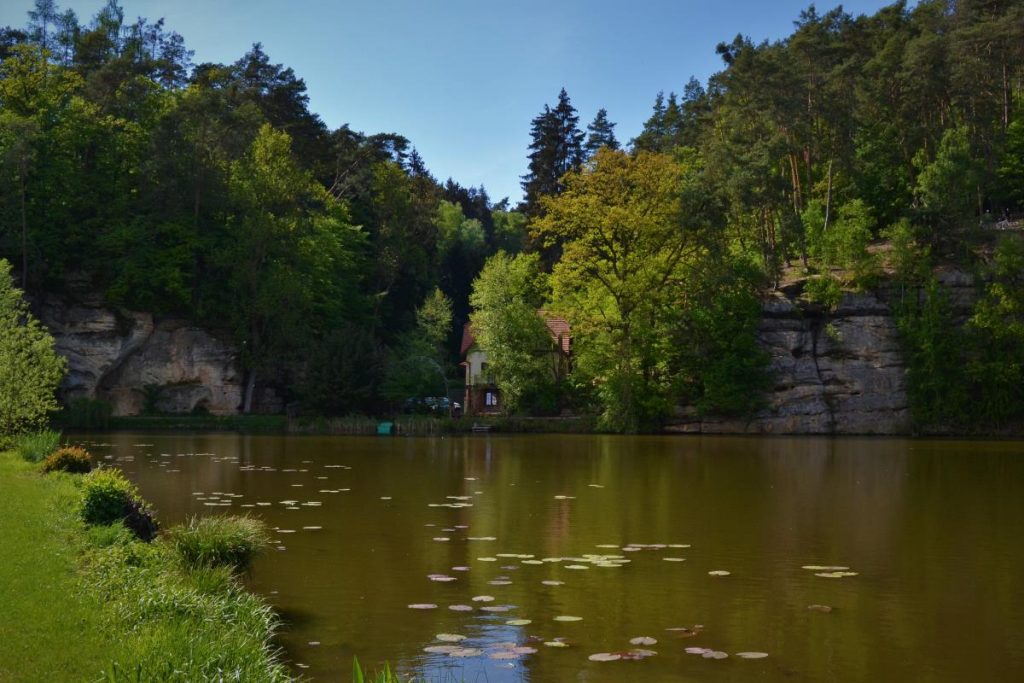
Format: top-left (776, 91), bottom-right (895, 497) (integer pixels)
top-left (896, 278), bottom-right (968, 426)
top-left (62, 397), bottom-right (113, 430)
top-left (164, 515), bottom-right (270, 571)
top-left (914, 126), bottom-right (979, 228)
top-left (536, 148), bottom-right (704, 431)
top-left (469, 252), bottom-right (554, 414)
top-left (677, 263), bottom-right (771, 416)
top-left (805, 276), bottom-right (843, 310)
top-left (997, 116), bottom-right (1024, 206)
top-left (0, 259), bottom-right (66, 438)
top-left (381, 288), bottom-right (454, 403)
top-left (40, 445), bottom-right (91, 474)
top-left (805, 199), bottom-right (877, 285)
top-left (15, 428), bottom-right (60, 463)
top-left (80, 467), bottom-right (157, 541)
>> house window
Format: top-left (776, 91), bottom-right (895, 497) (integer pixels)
top-left (485, 391), bottom-right (498, 407)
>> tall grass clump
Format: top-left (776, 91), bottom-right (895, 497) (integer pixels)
top-left (83, 531), bottom-right (290, 682)
top-left (15, 429), bottom-right (61, 463)
top-left (165, 515), bottom-right (270, 571)
top-left (40, 446), bottom-right (92, 474)
top-left (80, 468), bottom-right (159, 541)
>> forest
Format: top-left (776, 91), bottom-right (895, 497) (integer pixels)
top-left (1, 0), bottom-right (1023, 432)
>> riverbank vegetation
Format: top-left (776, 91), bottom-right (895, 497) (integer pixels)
top-left (0, 449), bottom-right (289, 681)
top-left (1, 0), bottom-right (1023, 432)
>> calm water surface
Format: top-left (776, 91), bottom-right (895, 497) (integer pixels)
top-left (79, 433), bottom-right (1024, 682)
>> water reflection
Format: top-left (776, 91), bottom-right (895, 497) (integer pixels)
top-left (77, 433), bottom-right (1024, 682)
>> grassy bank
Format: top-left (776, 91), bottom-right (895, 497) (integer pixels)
top-left (0, 450), bottom-right (290, 682)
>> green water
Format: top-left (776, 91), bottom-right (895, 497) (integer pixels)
top-left (81, 433), bottom-right (1024, 682)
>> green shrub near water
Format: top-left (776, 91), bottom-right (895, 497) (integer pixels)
top-left (41, 446), bottom-right (92, 474)
top-left (15, 429), bottom-right (61, 463)
top-left (165, 515), bottom-right (270, 571)
top-left (80, 468), bottom-right (159, 541)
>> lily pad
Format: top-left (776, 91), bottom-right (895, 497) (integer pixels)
top-left (407, 603), bottom-right (437, 609)
top-left (544, 640), bottom-right (571, 648)
top-left (480, 605), bottom-right (513, 612)
top-left (506, 619), bottom-right (532, 626)
top-left (708, 570), bottom-right (731, 576)
top-left (629, 636), bottom-right (657, 646)
top-left (448, 604), bottom-right (473, 611)
top-left (424, 645), bottom-right (461, 654)
top-left (807, 604), bottom-right (834, 613)
top-left (435, 633), bottom-right (467, 642)
top-left (448, 647), bottom-right (483, 658)
top-left (736, 652), bottom-right (769, 659)
top-left (554, 615), bottom-right (582, 622)
top-left (662, 557), bottom-right (686, 562)
top-left (802, 565), bottom-right (849, 571)
top-left (702, 650), bottom-right (729, 659)
top-left (685, 647), bottom-right (710, 655)
top-left (471, 595), bottom-right (495, 602)
top-left (541, 580), bottom-right (564, 586)
top-left (489, 651), bottom-right (519, 660)
top-left (589, 653), bottom-right (621, 662)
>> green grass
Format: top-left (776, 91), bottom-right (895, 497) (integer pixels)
top-left (0, 452), bottom-right (115, 680)
top-left (164, 514), bottom-right (270, 571)
top-left (14, 429), bottom-right (61, 462)
top-left (0, 450), bottom-right (292, 682)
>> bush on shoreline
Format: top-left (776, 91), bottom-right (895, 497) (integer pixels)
top-left (80, 468), bottom-right (159, 541)
top-left (40, 446), bottom-right (92, 474)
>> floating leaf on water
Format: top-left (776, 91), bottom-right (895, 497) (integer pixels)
top-left (588, 653), bottom-right (621, 662)
top-left (448, 604), bottom-right (473, 611)
top-left (544, 640), bottom-right (571, 648)
top-left (489, 580), bottom-right (512, 586)
top-left (588, 484), bottom-right (604, 488)
top-left (668, 544), bottom-right (691, 548)
top-left (595, 562), bottom-right (624, 568)
top-left (451, 566), bottom-right (470, 572)
top-left (685, 647), bottom-right (710, 655)
top-left (629, 637), bottom-right (657, 646)
top-left (448, 647), bottom-right (483, 658)
top-left (477, 557), bottom-right (497, 562)
top-left (480, 605), bottom-right (513, 612)
top-left (595, 544), bottom-right (619, 549)
top-left (802, 565), bottom-right (849, 571)
top-left (702, 650), bottom-right (729, 659)
top-left (435, 634), bottom-right (467, 642)
top-left (471, 595), bottom-right (495, 602)
top-left (380, 496), bottom-right (392, 500)
top-left (506, 619), bottom-right (531, 626)
top-left (512, 646), bottom-right (537, 654)
top-left (428, 575), bottom-right (456, 582)
top-left (815, 571), bottom-right (858, 578)
top-left (433, 537), bottom-right (450, 542)
top-left (662, 557), bottom-right (686, 562)
top-left (302, 526), bottom-right (322, 531)
top-left (277, 529), bottom-right (296, 534)
top-left (807, 604), bottom-right (834, 613)
top-left (621, 649), bottom-right (657, 660)
top-left (553, 495), bottom-right (575, 500)
top-left (521, 560), bottom-right (543, 565)
top-left (565, 564), bottom-right (589, 570)
top-left (541, 580), bottom-right (564, 586)
top-left (736, 652), bottom-right (769, 659)
top-left (708, 570), bottom-right (731, 576)
top-left (407, 603), bottom-right (437, 609)
top-left (554, 616), bottom-right (582, 622)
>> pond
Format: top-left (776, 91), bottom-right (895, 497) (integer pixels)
top-left (79, 433), bottom-right (1024, 682)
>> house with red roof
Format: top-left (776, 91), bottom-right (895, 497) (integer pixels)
top-left (460, 315), bottom-right (571, 416)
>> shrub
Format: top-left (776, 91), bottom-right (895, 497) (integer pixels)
top-left (165, 515), bottom-right (270, 571)
top-left (40, 446), bottom-right (92, 474)
top-left (15, 429), bottom-right (62, 463)
top-left (80, 468), bottom-right (159, 541)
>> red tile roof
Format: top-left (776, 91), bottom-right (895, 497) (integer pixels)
top-left (461, 315), bottom-right (571, 356)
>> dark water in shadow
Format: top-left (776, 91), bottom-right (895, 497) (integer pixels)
top-left (78, 433), bottom-right (1024, 682)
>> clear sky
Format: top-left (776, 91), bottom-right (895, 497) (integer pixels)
top-left (2, 0), bottom-right (901, 203)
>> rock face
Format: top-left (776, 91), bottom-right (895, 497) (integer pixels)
top-left (36, 291), bottom-right (247, 416)
top-left (668, 288), bottom-right (914, 435)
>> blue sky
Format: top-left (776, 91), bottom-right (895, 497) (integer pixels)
top-left (2, 0), bottom-right (900, 203)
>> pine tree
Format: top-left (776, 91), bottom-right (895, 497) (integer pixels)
top-left (584, 108), bottom-right (619, 159)
top-left (520, 88), bottom-right (584, 217)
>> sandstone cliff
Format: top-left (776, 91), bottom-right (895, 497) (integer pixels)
top-left (667, 270), bottom-right (976, 435)
top-left (36, 290), bottom-right (247, 416)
